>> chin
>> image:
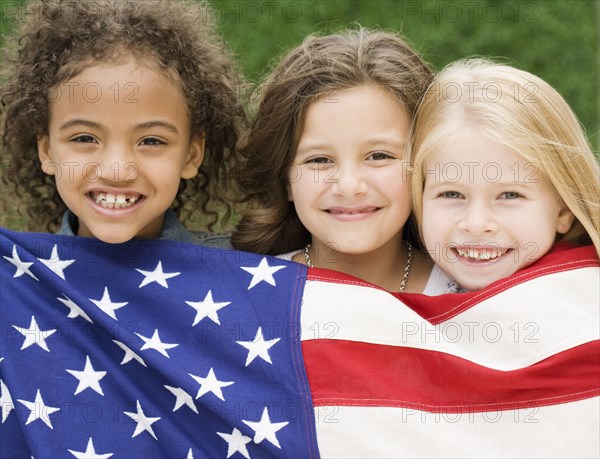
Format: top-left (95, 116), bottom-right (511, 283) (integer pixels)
top-left (91, 231), bottom-right (137, 244)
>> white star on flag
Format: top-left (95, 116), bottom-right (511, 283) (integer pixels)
top-left (112, 340), bottom-right (147, 367)
top-left (1, 379), bottom-right (15, 423)
top-left (66, 355), bottom-right (107, 396)
top-left (37, 244), bottom-right (75, 280)
top-left (217, 427), bottom-right (252, 459)
top-left (136, 261), bottom-right (180, 288)
top-left (17, 389), bottom-right (61, 429)
top-left (242, 406), bottom-right (289, 449)
top-left (90, 287), bottom-right (128, 320)
top-left (236, 327), bottom-right (281, 366)
top-left (13, 316), bottom-right (56, 352)
top-left (185, 290), bottom-right (231, 326)
top-left (189, 368), bottom-right (234, 401)
top-left (135, 329), bottom-right (179, 358)
top-left (57, 293), bottom-right (93, 323)
top-left (124, 400), bottom-right (160, 440)
top-left (164, 385), bottom-right (198, 413)
top-left (3, 245), bottom-right (38, 281)
top-left (187, 449), bottom-right (194, 459)
top-left (241, 257), bottom-right (286, 289)
top-left (67, 437), bottom-right (114, 458)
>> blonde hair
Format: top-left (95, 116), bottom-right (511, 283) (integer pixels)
top-left (410, 58), bottom-right (600, 257)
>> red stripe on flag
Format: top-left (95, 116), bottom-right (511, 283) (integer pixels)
top-left (303, 339), bottom-right (600, 412)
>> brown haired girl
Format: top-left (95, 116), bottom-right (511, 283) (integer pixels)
top-left (233, 28), bottom-right (459, 294)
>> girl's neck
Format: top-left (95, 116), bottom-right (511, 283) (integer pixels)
top-left (300, 238), bottom-right (432, 293)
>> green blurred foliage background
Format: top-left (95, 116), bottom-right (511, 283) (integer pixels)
top-left (1, 0), bottom-right (598, 231)
top-left (214, 0), bottom-right (598, 145)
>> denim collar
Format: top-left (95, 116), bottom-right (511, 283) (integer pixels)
top-left (58, 209), bottom-right (196, 244)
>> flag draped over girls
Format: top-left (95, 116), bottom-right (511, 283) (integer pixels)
top-left (2, 229), bottom-right (599, 458)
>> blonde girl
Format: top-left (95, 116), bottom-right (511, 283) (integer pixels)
top-left (410, 58), bottom-right (599, 291)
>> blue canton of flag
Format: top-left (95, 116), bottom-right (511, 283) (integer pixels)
top-left (0, 228), bottom-right (319, 458)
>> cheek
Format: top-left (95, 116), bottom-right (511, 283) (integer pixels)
top-left (382, 168), bottom-right (411, 204)
top-left (420, 201), bottom-right (443, 248)
top-left (289, 172), bottom-right (324, 200)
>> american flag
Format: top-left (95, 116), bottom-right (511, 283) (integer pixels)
top-left (0, 228), bottom-right (319, 458)
top-left (1, 229), bottom-right (599, 458)
top-left (301, 243), bottom-right (600, 458)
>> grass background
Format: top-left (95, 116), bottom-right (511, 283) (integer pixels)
top-left (1, 0), bottom-right (598, 231)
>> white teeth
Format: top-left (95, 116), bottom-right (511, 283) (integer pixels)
top-left (330, 207), bottom-right (376, 215)
top-left (456, 247), bottom-right (507, 260)
top-left (91, 192), bottom-right (141, 209)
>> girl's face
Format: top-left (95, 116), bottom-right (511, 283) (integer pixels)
top-left (287, 84), bottom-right (412, 262)
top-left (421, 129), bottom-right (574, 291)
top-left (38, 59), bottom-right (204, 243)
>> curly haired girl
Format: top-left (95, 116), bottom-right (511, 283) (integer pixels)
top-left (1, 0), bottom-right (246, 244)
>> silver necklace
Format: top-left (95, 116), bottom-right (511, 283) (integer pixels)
top-left (303, 241), bottom-right (413, 292)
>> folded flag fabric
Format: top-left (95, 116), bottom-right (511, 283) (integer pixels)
top-left (301, 243), bottom-right (600, 458)
top-left (1, 229), bottom-right (599, 458)
top-left (0, 228), bottom-right (319, 458)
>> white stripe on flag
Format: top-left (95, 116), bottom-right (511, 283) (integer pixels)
top-left (314, 397), bottom-right (600, 458)
top-left (301, 267), bottom-right (600, 370)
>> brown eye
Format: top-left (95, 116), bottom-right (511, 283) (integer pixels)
top-left (306, 157), bottom-right (332, 164)
top-left (368, 151), bottom-right (393, 160)
top-left (72, 135), bottom-right (96, 143)
top-left (140, 137), bottom-right (166, 146)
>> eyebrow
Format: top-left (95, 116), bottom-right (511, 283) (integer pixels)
top-left (58, 119), bottom-right (102, 131)
top-left (58, 119), bottom-right (180, 133)
top-left (135, 121), bottom-right (180, 133)
top-left (364, 138), bottom-right (406, 149)
top-left (297, 138), bottom-right (406, 154)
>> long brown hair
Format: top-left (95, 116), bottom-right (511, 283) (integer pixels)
top-left (232, 28), bottom-right (433, 254)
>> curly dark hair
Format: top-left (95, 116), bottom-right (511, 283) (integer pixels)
top-left (1, 0), bottom-right (247, 232)
top-left (232, 28), bottom-right (433, 255)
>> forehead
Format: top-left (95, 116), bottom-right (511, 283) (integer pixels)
top-left (54, 51), bottom-right (183, 95)
top-left (51, 59), bottom-right (183, 103)
top-left (301, 85), bottom-right (409, 132)
top-left (46, 59), bottom-right (192, 134)
top-left (424, 130), bottom-right (543, 183)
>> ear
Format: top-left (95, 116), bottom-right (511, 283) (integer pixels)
top-left (37, 136), bottom-right (56, 176)
top-left (556, 201), bottom-right (575, 234)
top-left (180, 136), bottom-right (206, 179)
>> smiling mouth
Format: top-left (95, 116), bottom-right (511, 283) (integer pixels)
top-left (88, 192), bottom-right (143, 209)
top-left (454, 246), bottom-right (510, 261)
top-left (327, 206), bottom-right (379, 215)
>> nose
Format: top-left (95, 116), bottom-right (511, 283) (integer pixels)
top-left (93, 143), bottom-right (138, 184)
top-left (457, 201), bottom-right (498, 235)
top-left (330, 163), bottom-right (368, 197)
